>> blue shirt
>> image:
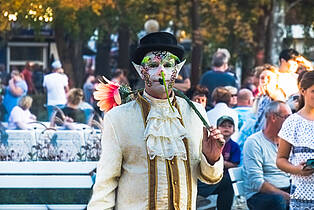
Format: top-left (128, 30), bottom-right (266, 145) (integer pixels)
top-left (199, 70), bottom-right (237, 96)
top-left (234, 106), bottom-right (254, 130)
top-left (2, 80), bottom-right (28, 121)
top-left (236, 115), bottom-right (256, 165)
top-left (223, 139), bottom-right (241, 165)
top-left (242, 131), bottom-right (290, 199)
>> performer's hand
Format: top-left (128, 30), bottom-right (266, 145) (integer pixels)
top-left (202, 126), bottom-right (225, 165)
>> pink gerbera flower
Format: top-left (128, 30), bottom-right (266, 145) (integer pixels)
top-left (93, 77), bottom-right (122, 112)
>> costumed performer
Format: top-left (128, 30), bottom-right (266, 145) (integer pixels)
top-left (88, 32), bottom-right (225, 210)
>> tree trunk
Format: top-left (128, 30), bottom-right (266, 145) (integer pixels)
top-left (70, 39), bottom-right (85, 87)
top-left (173, 0), bottom-right (181, 37)
top-left (266, 0), bottom-right (285, 64)
top-left (240, 53), bottom-right (255, 82)
top-left (190, 0), bottom-right (202, 87)
top-left (54, 25), bottom-right (75, 87)
top-left (95, 32), bottom-right (111, 78)
top-left (254, 11), bottom-right (270, 66)
top-left (54, 24), bottom-right (85, 88)
top-left (117, 23), bottom-right (130, 71)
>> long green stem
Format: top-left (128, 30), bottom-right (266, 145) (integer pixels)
top-left (173, 88), bottom-right (211, 130)
top-left (161, 71), bottom-right (175, 112)
top-left (127, 87), bottom-right (210, 128)
top-left (123, 84), bottom-right (210, 129)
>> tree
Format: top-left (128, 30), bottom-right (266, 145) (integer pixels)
top-left (0, 0), bottom-right (114, 87)
top-left (95, 0), bottom-right (157, 78)
top-left (199, 0), bottom-right (257, 81)
top-left (1, 0), bottom-right (312, 86)
top-left (198, 0), bottom-right (309, 81)
top-left (190, 0), bottom-right (203, 86)
top-left (285, 0), bottom-right (314, 58)
top-left (52, 0), bottom-right (115, 87)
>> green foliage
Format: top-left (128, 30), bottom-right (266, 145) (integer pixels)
top-left (1, 0), bottom-right (312, 80)
top-left (200, 0), bottom-right (263, 68)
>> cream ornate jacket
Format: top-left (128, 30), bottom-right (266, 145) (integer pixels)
top-left (88, 93), bottom-right (224, 210)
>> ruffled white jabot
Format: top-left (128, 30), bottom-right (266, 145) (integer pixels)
top-left (143, 91), bottom-right (188, 160)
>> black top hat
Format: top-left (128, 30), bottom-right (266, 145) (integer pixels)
top-left (132, 32), bottom-right (184, 65)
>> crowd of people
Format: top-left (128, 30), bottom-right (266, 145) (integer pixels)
top-left (0, 60), bottom-right (101, 129)
top-left (0, 53), bottom-right (189, 130)
top-left (186, 48), bottom-right (313, 210)
top-left (0, 34), bottom-right (313, 210)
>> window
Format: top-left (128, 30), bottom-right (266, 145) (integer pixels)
top-left (10, 46), bottom-right (43, 61)
top-left (7, 42), bottom-right (48, 72)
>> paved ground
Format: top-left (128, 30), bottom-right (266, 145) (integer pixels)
top-left (196, 195), bottom-right (249, 210)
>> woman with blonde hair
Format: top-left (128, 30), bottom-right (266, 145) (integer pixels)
top-left (57, 88), bottom-right (86, 124)
top-left (277, 71), bottom-right (314, 210)
top-left (8, 96), bottom-right (36, 129)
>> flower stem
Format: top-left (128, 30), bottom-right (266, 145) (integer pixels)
top-left (173, 88), bottom-right (211, 130)
top-left (161, 71), bottom-right (175, 112)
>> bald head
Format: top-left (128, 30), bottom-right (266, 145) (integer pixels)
top-left (237, 88), bottom-right (253, 106)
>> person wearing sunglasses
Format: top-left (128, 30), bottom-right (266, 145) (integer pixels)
top-left (243, 101), bottom-right (292, 210)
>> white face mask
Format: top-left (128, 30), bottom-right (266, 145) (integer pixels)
top-left (132, 51), bottom-right (185, 98)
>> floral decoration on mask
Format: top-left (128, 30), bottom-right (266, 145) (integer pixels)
top-left (141, 51), bottom-right (180, 68)
top-left (139, 51), bottom-right (181, 88)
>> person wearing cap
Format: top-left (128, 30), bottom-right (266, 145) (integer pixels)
top-left (216, 116), bottom-right (240, 169)
top-left (198, 115), bottom-right (241, 210)
top-left (206, 86), bottom-right (239, 139)
top-left (88, 32), bottom-right (224, 210)
top-left (242, 101), bottom-right (291, 210)
top-left (43, 60), bottom-right (69, 120)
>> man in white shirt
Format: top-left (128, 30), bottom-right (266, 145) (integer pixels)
top-left (43, 60), bottom-right (69, 120)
